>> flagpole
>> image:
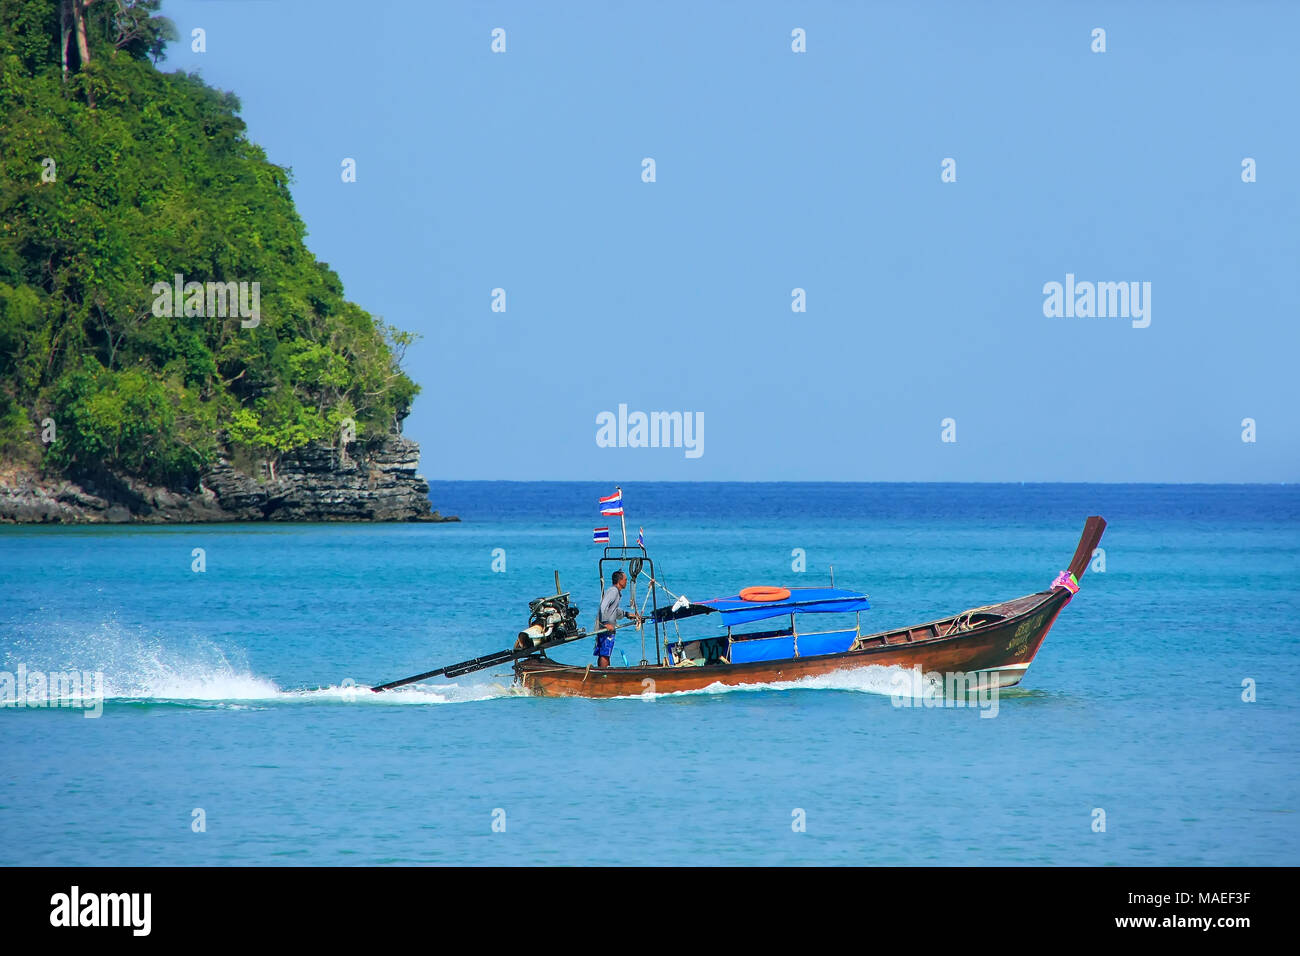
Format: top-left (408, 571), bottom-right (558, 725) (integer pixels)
top-left (616, 485), bottom-right (646, 664)
top-left (616, 485), bottom-right (627, 547)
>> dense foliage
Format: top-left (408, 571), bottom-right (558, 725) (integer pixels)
top-left (0, 0), bottom-right (418, 486)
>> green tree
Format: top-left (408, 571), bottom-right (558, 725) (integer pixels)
top-left (0, 0), bottom-right (422, 485)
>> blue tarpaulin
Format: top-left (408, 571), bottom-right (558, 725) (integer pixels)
top-left (696, 587), bottom-right (869, 627)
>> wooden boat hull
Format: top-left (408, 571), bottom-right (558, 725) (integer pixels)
top-left (515, 588), bottom-right (1070, 698)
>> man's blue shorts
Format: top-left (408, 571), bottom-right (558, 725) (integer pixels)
top-left (594, 633), bottom-right (616, 658)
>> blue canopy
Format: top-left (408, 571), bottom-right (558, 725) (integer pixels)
top-left (694, 587), bottom-right (870, 627)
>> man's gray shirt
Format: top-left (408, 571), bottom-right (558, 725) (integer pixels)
top-left (598, 585), bottom-right (624, 629)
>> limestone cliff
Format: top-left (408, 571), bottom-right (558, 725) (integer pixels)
top-left (0, 437), bottom-right (457, 524)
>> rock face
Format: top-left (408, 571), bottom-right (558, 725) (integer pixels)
top-left (0, 437), bottom-right (458, 524)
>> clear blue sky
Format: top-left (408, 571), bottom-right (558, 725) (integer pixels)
top-left (161, 1), bottom-right (1297, 481)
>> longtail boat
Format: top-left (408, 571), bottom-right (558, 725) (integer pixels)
top-left (373, 514), bottom-right (1106, 701)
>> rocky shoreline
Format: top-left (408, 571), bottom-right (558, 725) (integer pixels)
top-left (0, 436), bottom-right (458, 524)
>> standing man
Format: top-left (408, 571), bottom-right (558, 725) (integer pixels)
top-left (595, 570), bottom-right (641, 668)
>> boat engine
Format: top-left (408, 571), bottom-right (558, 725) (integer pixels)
top-left (516, 592), bottom-right (582, 649)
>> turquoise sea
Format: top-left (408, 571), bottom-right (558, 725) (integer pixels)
top-left (1, 482), bottom-right (1297, 866)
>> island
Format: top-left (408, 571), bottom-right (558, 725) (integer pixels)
top-left (0, 0), bottom-right (455, 523)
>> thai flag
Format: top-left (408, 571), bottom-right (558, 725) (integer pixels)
top-left (593, 527), bottom-right (610, 544)
top-left (599, 491), bottom-right (623, 516)
top-left (636, 527), bottom-right (644, 548)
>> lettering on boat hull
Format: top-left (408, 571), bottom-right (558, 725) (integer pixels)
top-left (1007, 612), bottom-right (1047, 655)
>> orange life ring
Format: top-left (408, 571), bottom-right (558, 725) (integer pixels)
top-left (739, 586), bottom-right (791, 603)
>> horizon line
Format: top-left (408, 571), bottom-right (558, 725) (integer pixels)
top-left (420, 478), bottom-right (1297, 487)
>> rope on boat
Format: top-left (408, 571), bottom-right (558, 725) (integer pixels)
top-left (644, 574), bottom-right (686, 664)
top-left (941, 605), bottom-right (999, 637)
top-left (646, 574), bottom-right (682, 602)
top-left (628, 572), bottom-right (645, 663)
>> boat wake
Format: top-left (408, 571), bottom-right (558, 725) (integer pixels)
top-left (1, 622), bottom-right (521, 709)
top-left (4, 622), bottom-right (1030, 709)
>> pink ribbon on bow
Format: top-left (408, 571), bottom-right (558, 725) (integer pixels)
top-left (1051, 570), bottom-right (1080, 595)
